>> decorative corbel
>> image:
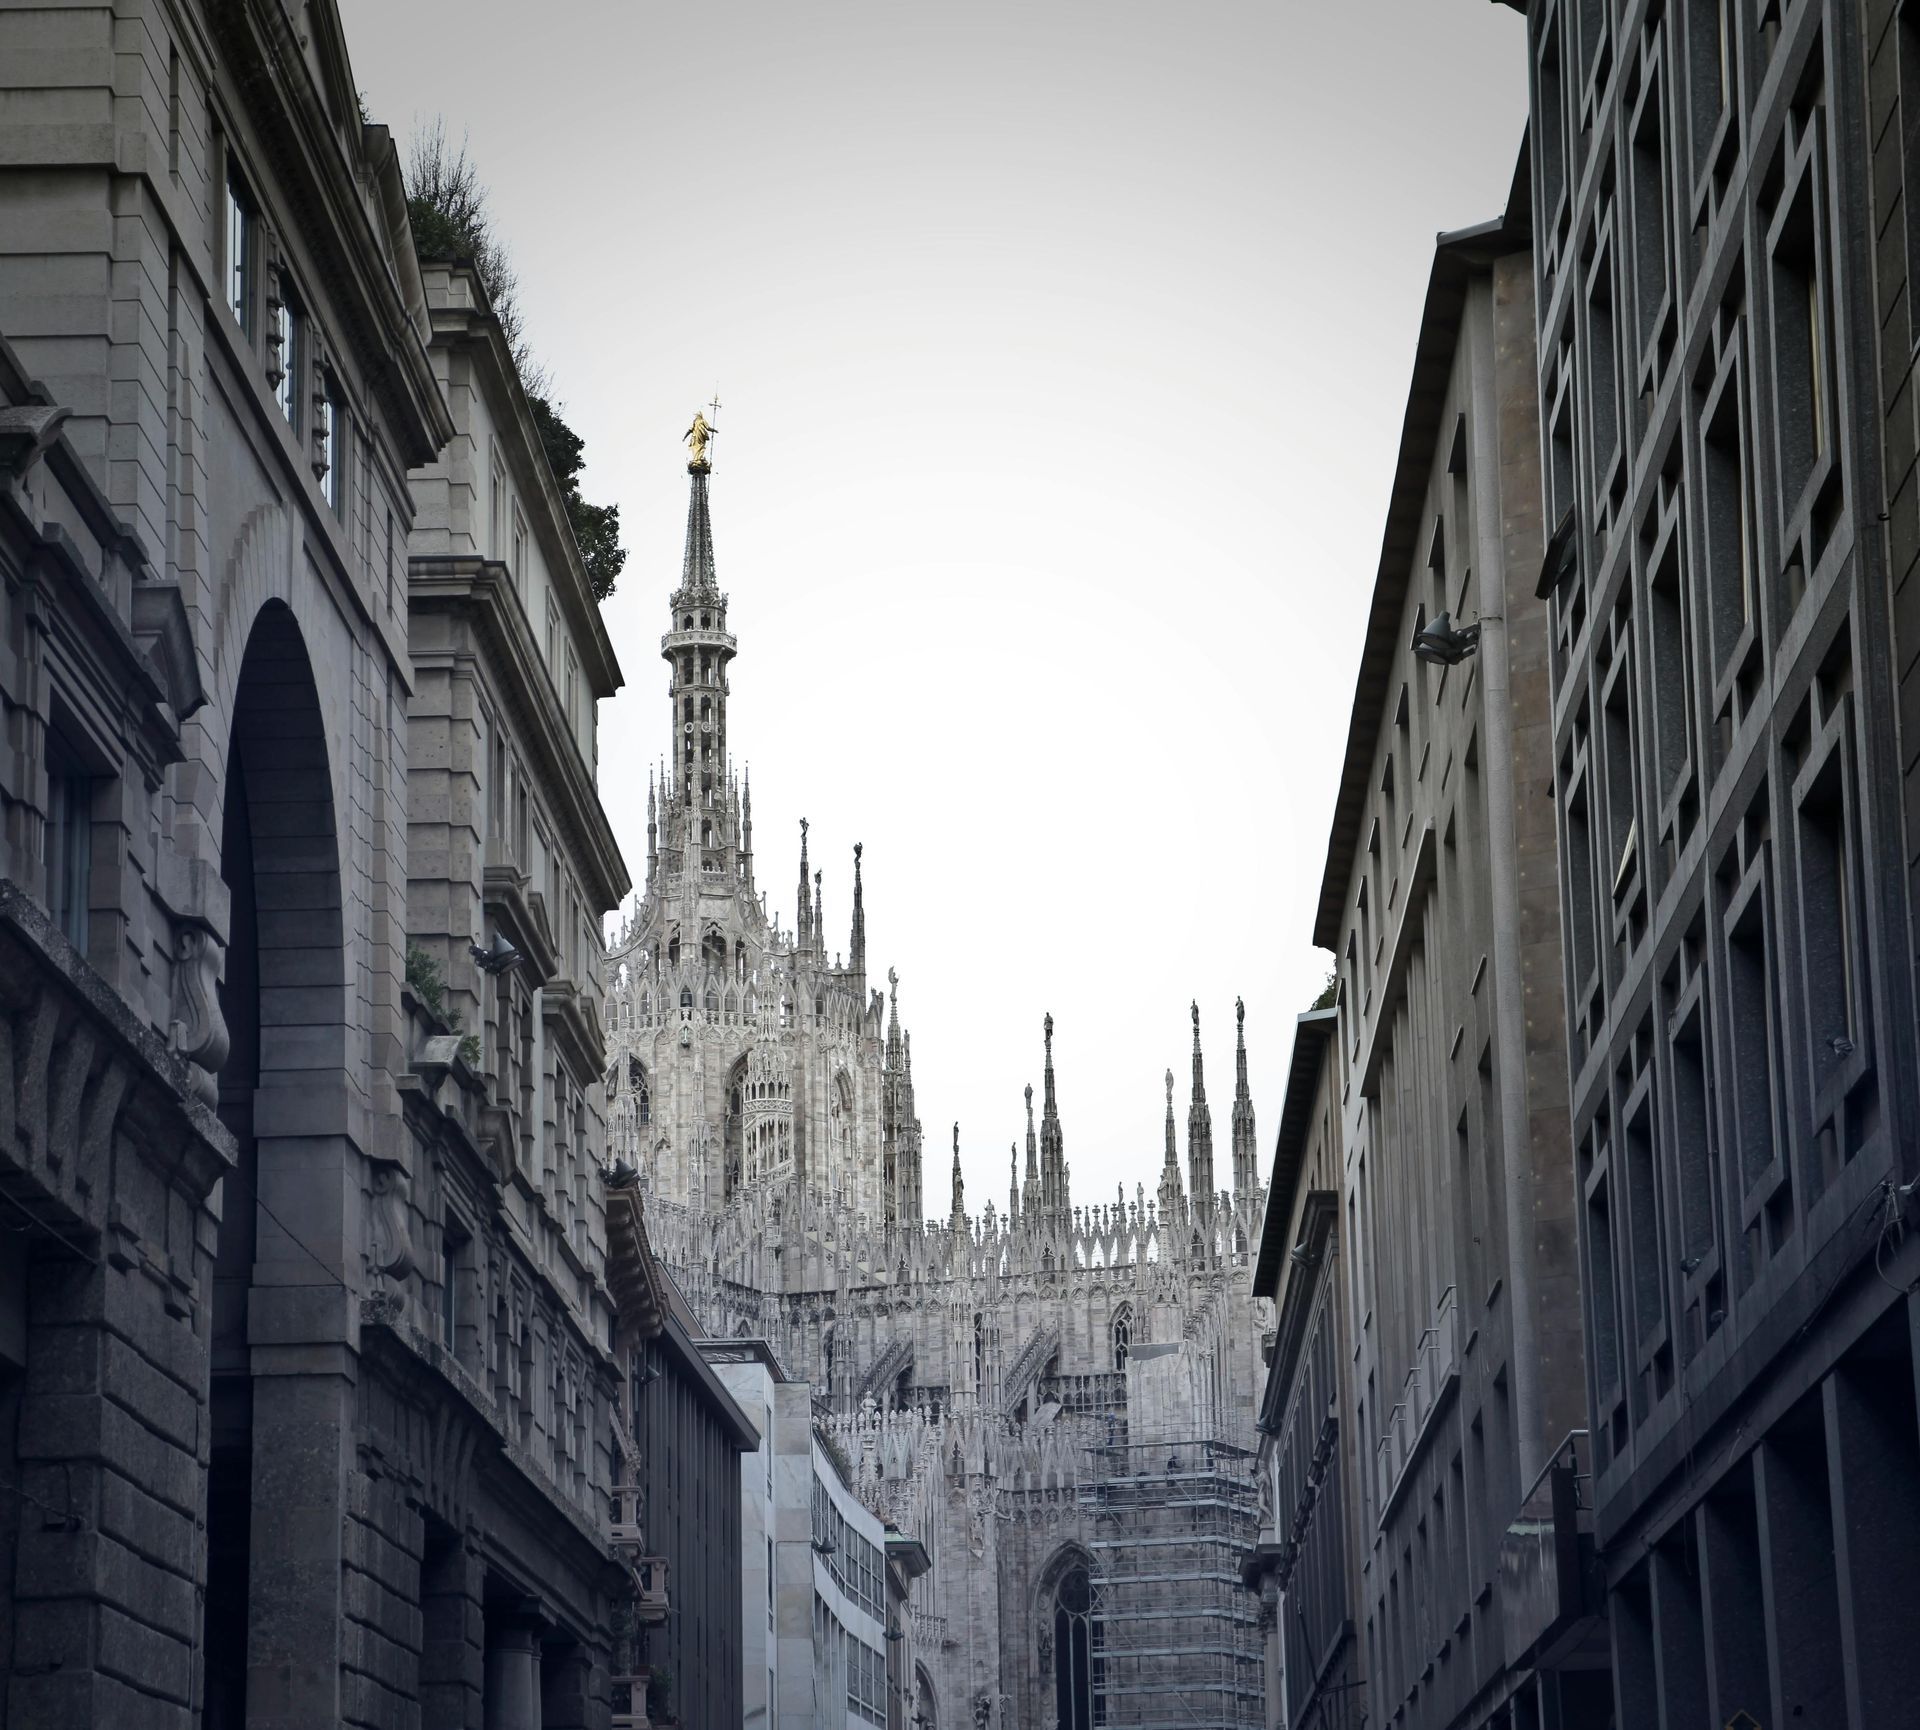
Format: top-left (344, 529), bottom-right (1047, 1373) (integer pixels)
top-left (169, 926), bottom-right (229, 1108)
top-left (368, 1159), bottom-right (416, 1281)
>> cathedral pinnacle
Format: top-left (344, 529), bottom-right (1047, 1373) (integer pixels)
top-left (1039, 1014), bottom-right (1068, 1225)
top-left (1232, 994), bottom-right (1257, 1198)
top-left (796, 818), bottom-right (811, 946)
top-left (1188, 1002), bottom-right (1216, 1235)
top-left (851, 842), bottom-right (866, 974)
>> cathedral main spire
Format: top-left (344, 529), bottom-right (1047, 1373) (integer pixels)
top-left (1188, 1002), bottom-right (1215, 1231)
top-left (662, 421), bottom-right (736, 867)
top-left (1231, 996), bottom-right (1257, 1198)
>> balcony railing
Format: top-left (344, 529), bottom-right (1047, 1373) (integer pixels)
top-left (634, 1556), bottom-right (670, 1624)
top-left (609, 1485), bottom-right (643, 1547)
top-left (1374, 1284), bottom-right (1460, 1525)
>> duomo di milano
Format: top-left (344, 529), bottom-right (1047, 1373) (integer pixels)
top-left (605, 431), bottom-right (1272, 1721)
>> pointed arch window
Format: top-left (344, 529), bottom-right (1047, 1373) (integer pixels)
top-left (1112, 1307), bottom-right (1131, 1371)
top-left (973, 1311), bottom-right (987, 1389)
top-left (1053, 1567), bottom-right (1093, 1730)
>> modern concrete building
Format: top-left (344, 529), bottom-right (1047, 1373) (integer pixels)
top-left (1306, 198), bottom-right (1607, 1729)
top-left (1527, 1), bottom-right (1920, 1723)
top-left (608, 1182), bottom-right (756, 1730)
top-left (705, 1337), bottom-right (929, 1730)
top-left (1242, 1008), bottom-right (1360, 1730)
top-left (704, 1337), bottom-right (788, 1730)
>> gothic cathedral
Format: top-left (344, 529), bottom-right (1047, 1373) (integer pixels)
top-left (602, 451), bottom-right (1274, 1727)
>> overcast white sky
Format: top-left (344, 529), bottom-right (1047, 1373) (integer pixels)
top-left (342, 0), bottom-right (1529, 1215)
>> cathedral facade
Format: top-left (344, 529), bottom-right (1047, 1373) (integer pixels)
top-left (603, 456), bottom-right (1273, 1729)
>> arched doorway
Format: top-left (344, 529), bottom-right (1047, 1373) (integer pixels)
top-left (204, 601), bottom-right (347, 1728)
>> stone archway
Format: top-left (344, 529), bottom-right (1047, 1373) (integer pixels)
top-left (205, 599), bottom-right (349, 1729)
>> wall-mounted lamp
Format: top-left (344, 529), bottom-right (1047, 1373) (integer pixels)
top-left (1412, 612), bottom-right (1481, 667)
top-left (471, 931), bottom-right (524, 974)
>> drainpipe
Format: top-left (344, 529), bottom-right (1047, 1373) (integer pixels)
top-left (1466, 268), bottom-right (1545, 1489)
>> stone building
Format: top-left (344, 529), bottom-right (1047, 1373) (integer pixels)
top-left (1304, 202), bottom-right (1606, 1728)
top-left (0, 324), bottom-right (232, 1728)
top-left (1527, 0), bottom-right (1920, 1722)
top-left (0, 2), bottom-right (640, 1724)
top-left (601, 451), bottom-right (1273, 1728)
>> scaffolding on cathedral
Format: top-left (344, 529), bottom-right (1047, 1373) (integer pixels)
top-left (1080, 1436), bottom-right (1265, 1730)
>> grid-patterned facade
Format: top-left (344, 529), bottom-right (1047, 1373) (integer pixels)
top-left (1529, 0), bottom-right (1920, 1720)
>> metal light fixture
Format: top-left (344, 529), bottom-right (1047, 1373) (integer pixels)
top-left (1412, 611), bottom-right (1481, 666)
top-left (470, 931), bottom-right (524, 974)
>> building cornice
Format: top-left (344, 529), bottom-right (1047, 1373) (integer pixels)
top-left (421, 267), bottom-right (624, 701)
top-left (410, 555), bottom-right (631, 914)
top-left (1251, 1008), bottom-right (1338, 1297)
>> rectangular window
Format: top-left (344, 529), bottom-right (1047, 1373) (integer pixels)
top-left (491, 449), bottom-right (508, 559)
top-left (1700, 358), bottom-right (1753, 683)
top-left (1768, 173), bottom-right (1829, 513)
top-left (273, 294), bottom-right (301, 430)
top-left (546, 596), bottom-right (558, 667)
top-left (44, 752), bottom-right (94, 953)
top-left (512, 510), bottom-right (527, 587)
top-left (226, 165), bottom-right (254, 337)
top-left (441, 1215), bottom-right (471, 1354)
top-left (1900, 3), bottom-right (1920, 336)
top-left (319, 388), bottom-right (342, 512)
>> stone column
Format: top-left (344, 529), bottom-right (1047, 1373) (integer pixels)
top-left (421, 1534), bottom-right (486, 1730)
top-left (540, 1641), bottom-right (601, 1730)
top-left (483, 1615), bottom-right (542, 1730)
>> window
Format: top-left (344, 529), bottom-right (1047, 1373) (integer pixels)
top-left (546, 596), bottom-right (557, 667)
top-left (1112, 1307), bottom-right (1131, 1371)
top-left (1054, 1566), bottom-right (1093, 1730)
top-left (441, 1215), bottom-right (471, 1354)
top-left (318, 384), bottom-right (343, 513)
top-left (272, 290), bottom-right (301, 430)
top-left (225, 165), bottom-right (255, 336)
top-left (565, 648), bottom-right (578, 732)
top-left (490, 448), bottom-right (507, 559)
top-left (1902, 3), bottom-right (1920, 334)
top-left (512, 509), bottom-right (527, 587)
top-left (44, 749), bottom-right (94, 952)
